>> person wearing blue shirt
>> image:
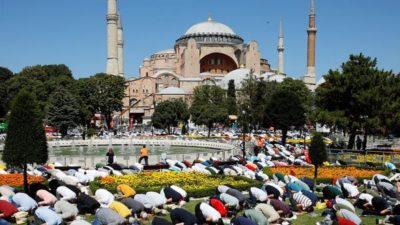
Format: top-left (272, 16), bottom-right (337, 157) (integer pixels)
top-left (34, 207), bottom-right (63, 225)
top-left (231, 216), bottom-right (257, 225)
top-left (12, 192), bottom-right (38, 212)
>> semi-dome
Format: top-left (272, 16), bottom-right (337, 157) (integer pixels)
top-left (185, 18), bottom-right (236, 35)
top-left (260, 72), bottom-right (286, 83)
top-left (154, 48), bottom-right (175, 55)
top-left (220, 68), bottom-right (258, 89)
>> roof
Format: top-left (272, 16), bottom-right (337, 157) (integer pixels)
top-left (268, 74), bottom-right (286, 83)
top-left (316, 77), bottom-right (326, 86)
top-left (220, 68), bottom-right (258, 89)
top-left (154, 48), bottom-right (175, 55)
top-left (158, 87), bottom-right (187, 95)
top-left (185, 18), bottom-right (235, 36)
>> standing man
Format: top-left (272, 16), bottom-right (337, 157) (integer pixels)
top-left (106, 148), bottom-right (115, 165)
top-left (139, 145), bottom-right (149, 166)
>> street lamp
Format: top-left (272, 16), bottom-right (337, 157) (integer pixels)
top-left (241, 110), bottom-right (246, 158)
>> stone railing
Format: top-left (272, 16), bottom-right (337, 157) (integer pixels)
top-left (0, 138), bottom-right (238, 169)
top-left (47, 138), bottom-right (234, 150)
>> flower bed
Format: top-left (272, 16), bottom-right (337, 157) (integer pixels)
top-left (264, 166), bottom-right (382, 180)
top-left (90, 171), bottom-right (262, 198)
top-left (0, 174), bottom-right (45, 186)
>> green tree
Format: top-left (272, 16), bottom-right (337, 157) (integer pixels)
top-left (17, 64), bottom-right (72, 82)
top-left (190, 85), bottom-right (227, 137)
top-left (267, 89), bottom-right (306, 145)
top-left (226, 79), bottom-right (237, 116)
top-left (278, 78), bottom-right (312, 118)
top-left (315, 54), bottom-right (395, 148)
top-left (7, 64), bottom-right (75, 116)
top-left (47, 88), bottom-right (80, 137)
top-left (90, 73), bottom-right (126, 129)
top-left (308, 132), bottom-right (327, 189)
top-left (0, 67), bottom-right (13, 118)
top-left (239, 72), bottom-right (278, 130)
top-left (75, 78), bottom-right (97, 128)
top-left (2, 89), bottom-right (48, 192)
top-left (152, 99), bottom-right (190, 134)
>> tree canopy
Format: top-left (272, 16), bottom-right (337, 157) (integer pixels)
top-left (47, 88), bottom-right (80, 137)
top-left (315, 53), bottom-right (398, 148)
top-left (2, 89), bottom-right (48, 192)
top-left (267, 88), bottom-right (306, 145)
top-left (152, 99), bottom-right (190, 134)
top-left (0, 66), bottom-right (13, 118)
top-left (88, 73), bottom-right (126, 129)
top-left (190, 85), bottom-right (227, 137)
top-left (308, 132), bottom-right (327, 189)
top-left (239, 73), bottom-right (278, 130)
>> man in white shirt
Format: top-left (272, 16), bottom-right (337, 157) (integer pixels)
top-left (170, 185), bottom-right (187, 199)
top-left (74, 171), bottom-right (89, 184)
top-left (95, 189), bottom-right (115, 207)
top-left (217, 185), bottom-right (230, 194)
top-left (0, 186), bottom-right (15, 198)
top-left (61, 175), bottom-right (80, 186)
top-left (249, 187), bottom-right (268, 202)
top-left (146, 191), bottom-right (167, 208)
top-left (341, 183), bottom-right (360, 198)
top-left (56, 186), bottom-right (77, 202)
top-left (195, 202), bottom-right (221, 224)
top-left (134, 194), bottom-right (154, 211)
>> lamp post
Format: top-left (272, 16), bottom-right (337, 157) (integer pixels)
top-left (242, 110), bottom-right (246, 158)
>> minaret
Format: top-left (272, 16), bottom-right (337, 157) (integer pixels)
top-left (106, 0), bottom-right (119, 75)
top-left (117, 13), bottom-right (124, 77)
top-left (277, 20), bottom-right (284, 75)
top-left (303, 0), bottom-right (317, 91)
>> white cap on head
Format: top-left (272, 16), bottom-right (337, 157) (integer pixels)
top-left (140, 211), bottom-right (148, 219)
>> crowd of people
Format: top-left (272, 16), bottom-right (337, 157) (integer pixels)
top-left (0, 139), bottom-right (399, 225)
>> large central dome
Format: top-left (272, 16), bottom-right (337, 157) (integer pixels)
top-left (185, 17), bottom-right (236, 35)
top-left (176, 17), bottom-right (243, 45)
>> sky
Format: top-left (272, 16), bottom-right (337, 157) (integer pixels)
top-left (0, 0), bottom-right (399, 80)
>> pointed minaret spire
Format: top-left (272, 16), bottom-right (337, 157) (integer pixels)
top-left (303, 0), bottom-right (317, 91)
top-left (277, 20), bottom-right (284, 75)
top-left (117, 12), bottom-right (124, 77)
top-left (106, 0), bottom-right (119, 76)
top-left (310, 0), bottom-right (315, 15)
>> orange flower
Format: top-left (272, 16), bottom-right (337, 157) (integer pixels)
top-left (100, 177), bottom-right (115, 183)
top-left (269, 166), bottom-right (381, 179)
top-left (0, 174), bottom-right (44, 187)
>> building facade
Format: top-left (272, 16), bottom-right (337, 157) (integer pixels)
top-left (106, 1), bottom-right (318, 127)
top-left (122, 16), bottom-right (284, 126)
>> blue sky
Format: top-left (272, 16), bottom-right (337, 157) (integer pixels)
top-left (0, 0), bottom-right (399, 80)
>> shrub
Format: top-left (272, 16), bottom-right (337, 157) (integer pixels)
top-left (90, 171), bottom-right (262, 198)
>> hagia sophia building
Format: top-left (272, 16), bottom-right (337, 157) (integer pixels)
top-left (105, 0), bottom-right (317, 126)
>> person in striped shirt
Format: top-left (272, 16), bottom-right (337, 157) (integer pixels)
top-left (289, 191), bottom-right (314, 213)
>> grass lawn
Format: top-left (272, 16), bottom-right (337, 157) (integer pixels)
top-left (130, 199), bottom-right (383, 225)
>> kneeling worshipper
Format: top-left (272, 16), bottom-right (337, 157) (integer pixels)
top-left (11, 192), bottom-right (38, 212)
top-left (195, 202), bottom-right (223, 225)
top-left (54, 200), bottom-right (79, 221)
top-left (94, 189), bottom-right (115, 207)
top-left (92, 208), bottom-right (126, 225)
top-left (116, 184), bottom-right (136, 199)
top-left (170, 208), bottom-right (196, 225)
top-left (36, 190), bottom-right (57, 206)
top-left (33, 207), bottom-right (63, 225)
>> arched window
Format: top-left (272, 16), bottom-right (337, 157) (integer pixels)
top-left (200, 53), bottom-right (237, 74)
top-left (156, 73), bottom-right (179, 92)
